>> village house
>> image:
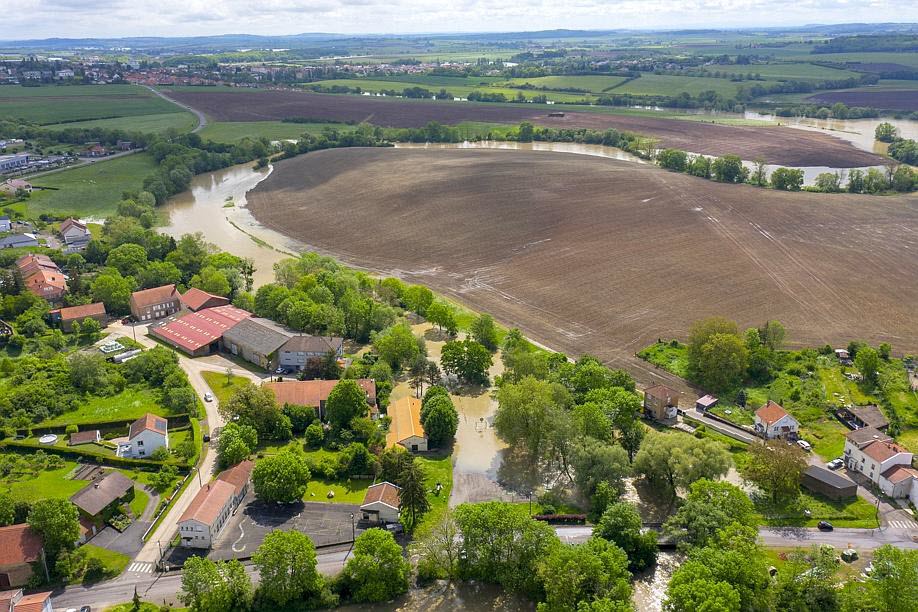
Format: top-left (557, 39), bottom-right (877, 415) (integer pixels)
top-left (0, 589), bottom-right (52, 612)
top-left (360, 482), bottom-right (401, 525)
top-left (0, 180), bottom-right (31, 196)
top-left (58, 218), bottom-right (91, 253)
top-left (69, 471), bottom-right (135, 530)
top-left (149, 304), bottom-right (251, 356)
top-left (217, 459), bottom-right (254, 507)
top-left (386, 396), bottom-right (427, 452)
top-left (15, 254), bottom-right (66, 301)
top-left (49, 301), bottom-right (107, 332)
top-left (0, 217), bottom-right (9, 233)
top-left (0, 524), bottom-right (45, 589)
top-left (129, 284), bottom-right (181, 321)
top-left (118, 413), bottom-right (168, 459)
top-left (844, 429), bottom-right (916, 503)
top-left (642, 384), bottom-right (679, 421)
top-left (221, 317), bottom-right (293, 370)
top-left (0, 234), bottom-right (38, 250)
top-left (178, 461), bottom-right (252, 549)
top-left (278, 335), bottom-right (344, 372)
top-left (180, 287), bottom-right (230, 312)
top-left (264, 379), bottom-right (378, 421)
top-left (753, 401), bottom-right (799, 440)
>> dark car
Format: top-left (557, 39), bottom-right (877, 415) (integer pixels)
top-left (818, 521), bottom-right (834, 531)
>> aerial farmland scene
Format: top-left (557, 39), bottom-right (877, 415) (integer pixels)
top-left (1, 3), bottom-right (917, 611)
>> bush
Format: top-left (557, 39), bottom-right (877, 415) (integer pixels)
top-left (305, 422), bottom-right (324, 448)
top-left (65, 424), bottom-right (78, 435)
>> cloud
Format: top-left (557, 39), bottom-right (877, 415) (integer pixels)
top-left (5, 0), bottom-right (918, 39)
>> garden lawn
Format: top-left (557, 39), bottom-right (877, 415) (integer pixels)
top-left (636, 340), bottom-right (688, 378)
top-left (0, 459), bottom-right (84, 502)
top-left (130, 488), bottom-right (150, 518)
top-left (754, 490), bottom-right (879, 529)
top-left (40, 386), bottom-right (165, 426)
top-left (27, 152), bottom-right (159, 217)
top-left (201, 370), bottom-right (254, 404)
top-left (77, 544), bottom-right (131, 584)
top-left (304, 477), bottom-right (372, 504)
top-left (413, 453), bottom-right (453, 533)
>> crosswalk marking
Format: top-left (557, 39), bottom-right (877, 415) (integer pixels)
top-left (127, 562), bottom-right (155, 573)
top-left (887, 520), bottom-right (918, 530)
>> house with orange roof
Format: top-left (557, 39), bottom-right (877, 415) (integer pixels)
top-left (0, 524), bottom-right (46, 589)
top-left (129, 284), bottom-right (181, 322)
top-left (118, 413), bottom-right (168, 459)
top-left (360, 482), bottom-right (401, 524)
top-left (177, 479), bottom-right (237, 549)
top-left (264, 379), bottom-right (377, 421)
top-left (49, 301), bottom-right (106, 332)
top-left (385, 396), bottom-right (427, 452)
top-left (643, 384), bottom-right (679, 421)
top-left (0, 589), bottom-right (52, 612)
top-left (753, 401), bottom-right (799, 440)
top-left (14, 254), bottom-right (66, 301)
top-left (180, 287), bottom-right (230, 312)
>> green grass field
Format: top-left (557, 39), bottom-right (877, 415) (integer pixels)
top-left (0, 458), bottom-right (84, 502)
top-left (414, 453), bottom-right (452, 533)
top-left (755, 490), bottom-right (879, 529)
top-left (735, 63), bottom-right (861, 81)
top-left (499, 75), bottom-right (631, 93)
top-left (615, 73), bottom-right (744, 97)
top-left (130, 488), bottom-right (150, 518)
top-left (78, 544), bottom-right (131, 584)
top-left (27, 152), bottom-right (158, 217)
top-left (304, 477), bottom-right (372, 504)
top-left (201, 370), bottom-right (252, 404)
top-left (308, 79), bottom-right (593, 103)
top-left (40, 386), bottom-right (165, 426)
top-left (786, 52), bottom-right (918, 69)
top-left (636, 340), bottom-right (689, 378)
top-left (198, 121), bottom-right (352, 143)
top-left (0, 85), bottom-right (183, 124)
top-left (42, 111), bottom-right (197, 134)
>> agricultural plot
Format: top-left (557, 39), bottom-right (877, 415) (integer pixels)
top-left (614, 73), bottom-right (745, 97)
top-left (498, 75), bottom-right (631, 92)
top-left (164, 88), bottom-right (883, 166)
top-left (0, 84), bottom-right (184, 124)
top-left (247, 148), bottom-right (918, 393)
top-left (41, 111), bottom-right (197, 134)
top-left (738, 63), bottom-right (861, 81)
top-left (787, 52), bottom-right (918, 69)
top-left (197, 121), bottom-right (349, 143)
top-left (308, 78), bottom-right (592, 103)
top-left (806, 89), bottom-right (918, 111)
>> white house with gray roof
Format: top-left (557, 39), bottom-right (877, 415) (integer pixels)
top-left (279, 335), bottom-right (344, 371)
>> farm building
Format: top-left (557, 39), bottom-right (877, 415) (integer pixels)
top-left (801, 465), bottom-right (857, 500)
top-left (180, 287), bottom-right (230, 312)
top-left (278, 335), bottom-right (344, 372)
top-left (360, 482), bottom-right (401, 525)
top-left (222, 317), bottom-right (293, 370)
top-left (118, 413), bottom-right (168, 459)
top-left (0, 234), bottom-right (38, 250)
top-left (15, 254), bottom-right (65, 301)
top-left (754, 401), bottom-right (799, 440)
top-left (837, 405), bottom-right (889, 431)
top-left (149, 305), bottom-right (251, 356)
top-left (386, 396), bottom-right (427, 452)
top-left (643, 384), bottom-right (679, 421)
top-left (0, 525), bottom-right (45, 589)
top-left (264, 379), bottom-right (377, 420)
top-left (49, 301), bottom-right (107, 332)
top-left (69, 471), bottom-right (135, 524)
top-left (130, 284), bottom-right (181, 322)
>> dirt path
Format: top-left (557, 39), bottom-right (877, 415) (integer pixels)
top-left (148, 86), bottom-right (207, 133)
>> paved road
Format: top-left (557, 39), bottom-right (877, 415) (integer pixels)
top-left (147, 86), bottom-right (207, 133)
top-left (51, 546), bottom-right (351, 610)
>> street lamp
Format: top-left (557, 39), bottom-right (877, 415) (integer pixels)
top-left (350, 512), bottom-right (356, 542)
top-left (528, 491), bottom-right (533, 516)
top-left (194, 465), bottom-right (203, 487)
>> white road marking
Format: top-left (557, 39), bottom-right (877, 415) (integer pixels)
top-left (128, 562), bottom-right (155, 573)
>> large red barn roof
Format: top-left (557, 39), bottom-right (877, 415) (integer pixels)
top-left (150, 305), bottom-right (251, 353)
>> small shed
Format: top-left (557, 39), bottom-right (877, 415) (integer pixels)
top-left (801, 465), bottom-right (857, 500)
top-left (696, 395), bottom-right (718, 412)
top-left (360, 482), bottom-right (401, 524)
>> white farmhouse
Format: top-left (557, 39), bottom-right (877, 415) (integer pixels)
top-left (844, 428), bottom-right (916, 504)
top-left (360, 482), bottom-right (401, 525)
top-left (119, 413), bottom-right (168, 459)
top-left (753, 401), bottom-right (799, 440)
top-left (176, 480), bottom-right (236, 549)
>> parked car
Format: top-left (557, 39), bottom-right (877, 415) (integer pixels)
top-left (203, 434), bottom-right (211, 443)
top-left (827, 458), bottom-right (844, 470)
top-left (204, 392), bottom-right (214, 402)
top-left (818, 521), bottom-right (834, 531)
top-left (797, 440), bottom-right (812, 452)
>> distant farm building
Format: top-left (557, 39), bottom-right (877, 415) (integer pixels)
top-left (801, 465), bottom-right (857, 500)
top-left (149, 305), bottom-right (251, 356)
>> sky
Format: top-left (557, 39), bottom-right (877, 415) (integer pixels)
top-left (9, 0), bottom-right (918, 39)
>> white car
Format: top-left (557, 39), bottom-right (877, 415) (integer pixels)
top-left (204, 392), bottom-right (214, 402)
top-left (827, 458), bottom-right (844, 470)
top-left (797, 439), bottom-right (812, 452)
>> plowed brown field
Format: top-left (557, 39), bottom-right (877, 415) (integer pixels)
top-left (167, 88), bottom-right (884, 167)
top-left (247, 148), bottom-right (918, 386)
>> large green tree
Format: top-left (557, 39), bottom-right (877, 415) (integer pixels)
top-left (632, 432), bottom-right (732, 502)
top-left (855, 346), bottom-right (881, 387)
top-left (252, 451), bottom-right (310, 503)
top-left (27, 499), bottom-right (80, 563)
top-left (537, 537), bottom-right (633, 612)
top-left (740, 441), bottom-right (807, 504)
top-left (421, 394), bottom-right (458, 447)
top-left (399, 458), bottom-right (430, 529)
top-left (470, 314), bottom-right (500, 352)
top-left (773, 545), bottom-right (839, 612)
top-left (373, 322), bottom-right (423, 371)
top-left (324, 379), bottom-right (369, 429)
top-left (440, 338), bottom-right (492, 385)
top-left (222, 383), bottom-right (290, 440)
top-left (570, 438), bottom-right (630, 502)
top-left (840, 545), bottom-right (918, 612)
top-left (664, 479), bottom-right (756, 549)
top-left (105, 243), bottom-right (149, 278)
top-left (217, 422), bottom-right (258, 468)
top-left (594, 501), bottom-right (658, 572)
top-left (180, 556), bottom-right (253, 612)
top-left (339, 528), bottom-right (411, 603)
top-left (91, 270), bottom-right (134, 315)
top-left (252, 530), bottom-right (327, 608)
top-left (494, 376), bottom-right (571, 462)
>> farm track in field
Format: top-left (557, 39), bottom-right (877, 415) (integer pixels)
top-left (166, 89), bottom-right (885, 167)
top-left (247, 148), bottom-right (918, 387)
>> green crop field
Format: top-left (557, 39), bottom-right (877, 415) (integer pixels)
top-left (0, 84), bottom-right (184, 124)
top-left (42, 111), bottom-right (198, 134)
top-left (785, 52), bottom-right (918, 69)
top-left (308, 79), bottom-right (593, 103)
top-left (373, 74), bottom-right (505, 87)
top-left (198, 121), bottom-right (353, 143)
top-left (614, 73), bottom-right (744, 97)
top-left (738, 63), bottom-right (861, 81)
top-left (27, 152), bottom-right (158, 217)
top-left (499, 75), bottom-right (631, 93)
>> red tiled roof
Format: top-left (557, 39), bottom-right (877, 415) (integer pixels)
top-left (217, 460), bottom-right (253, 495)
top-left (0, 524), bottom-right (42, 566)
top-left (150, 305), bottom-right (251, 353)
top-left (181, 287), bottom-right (229, 311)
top-left (882, 464), bottom-right (918, 485)
top-left (129, 413), bottom-right (168, 439)
top-left (862, 439), bottom-right (910, 463)
top-left (0, 590), bottom-right (21, 610)
top-left (362, 482), bottom-right (401, 510)
top-left (131, 284), bottom-right (179, 309)
top-left (14, 591), bottom-right (51, 612)
top-left (645, 384), bottom-right (679, 400)
top-left (60, 218), bottom-right (87, 233)
top-left (178, 480), bottom-right (235, 526)
top-left (264, 379), bottom-right (376, 408)
top-left (58, 302), bottom-right (106, 322)
top-left (69, 430), bottom-right (100, 446)
top-left (755, 400), bottom-right (790, 425)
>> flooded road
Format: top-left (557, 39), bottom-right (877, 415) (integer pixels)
top-left (160, 163), bottom-right (302, 287)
